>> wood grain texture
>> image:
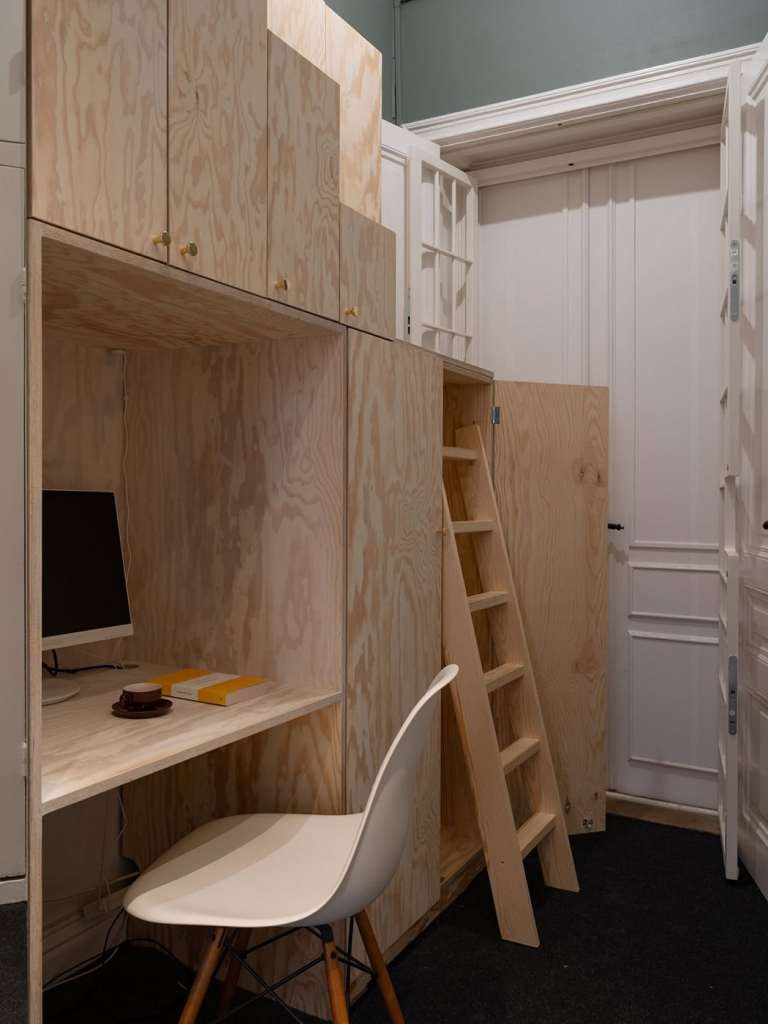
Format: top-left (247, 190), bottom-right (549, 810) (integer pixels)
top-left (36, 223), bottom-right (344, 352)
top-left (324, 8), bottom-right (382, 220)
top-left (30, 0), bottom-right (167, 257)
top-left (169, 0), bottom-right (268, 293)
top-left (120, 336), bottom-right (346, 1019)
top-left (347, 331), bottom-right (443, 954)
top-left (268, 33), bottom-right (340, 320)
top-left (267, 0), bottom-right (326, 69)
top-left (42, 663), bottom-right (341, 814)
top-left (340, 205), bottom-right (395, 339)
top-left (494, 383), bottom-right (608, 834)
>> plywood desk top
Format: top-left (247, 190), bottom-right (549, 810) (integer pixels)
top-left (42, 664), bottom-right (341, 815)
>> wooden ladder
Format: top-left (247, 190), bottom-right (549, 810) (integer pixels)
top-left (442, 424), bottom-right (579, 947)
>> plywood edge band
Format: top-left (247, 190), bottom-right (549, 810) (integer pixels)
top-left (607, 791), bottom-right (719, 835)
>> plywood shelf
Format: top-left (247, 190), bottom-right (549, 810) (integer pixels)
top-left (41, 664), bottom-right (342, 815)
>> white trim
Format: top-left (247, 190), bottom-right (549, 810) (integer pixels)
top-left (405, 43), bottom-right (760, 151)
top-left (0, 877), bottom-right (27, 904)
top-left (471, 124), bottom-right (720, 187)
top-left (0, 140), bottom-right (24, 169)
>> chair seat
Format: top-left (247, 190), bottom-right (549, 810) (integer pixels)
top-left (124, 812), bottom-right (364, 930)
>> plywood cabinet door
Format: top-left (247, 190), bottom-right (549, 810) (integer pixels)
top-left (340, 206), bottom-right (396, 339)
top-left (347, 331), bottom-right (442, 953)
top-left (169, 0), bottom-right (268, 293)
top-left (30, 0), bottom-right (168, 259)
top-left (494, 382), bottom-right (608, 834)
top-left (325, 8), bottom-right (382, 220)
top-left (267, 33), bottom-right (340, 320)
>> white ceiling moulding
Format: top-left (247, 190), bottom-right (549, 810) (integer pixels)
top-left (404, 43), bottom-right (760, 171)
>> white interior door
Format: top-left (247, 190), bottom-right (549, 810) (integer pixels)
top-left (718, 66), bottom-right (742, 880)
top-left (738, 35), bottom-right (768, 900)
top-left (478, 144), bottom-right (723, 811)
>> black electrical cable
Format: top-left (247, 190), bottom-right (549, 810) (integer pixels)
top-left (43, 649), bottom-right (123, 677)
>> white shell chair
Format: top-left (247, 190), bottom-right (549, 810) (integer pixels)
top-left (124, 664), bottom-right (459, 1024)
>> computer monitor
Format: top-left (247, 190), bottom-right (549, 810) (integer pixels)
top-left (42, 489), bottom-right (133, 652)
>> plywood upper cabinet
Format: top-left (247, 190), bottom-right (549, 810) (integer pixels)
top-left (325, 8), bottom-right (382, 220)
top-left (341, 206), bottom-right (395, 339)
top-left (30, 0), bottom-right (168, 259)
top-left (268, 33), bottom-right (340, 321)
top-left (169, 0), bottom-right (268, 293)
top-left (267, 0), bottom-right (326, 69)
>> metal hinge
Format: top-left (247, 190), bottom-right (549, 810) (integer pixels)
top-left (406, 288), bottom-right (411, 337)
top-left (728, 655), bottom-right (738, 736)
top-left (20, 267), bottom-right (27, 305)
top-left (729, 241), bottom-right (740, 322)
top-left (491, 405), bottom-right (501, 425)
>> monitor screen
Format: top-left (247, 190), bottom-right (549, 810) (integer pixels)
top-left (42, 490), bottom-right (132, 650)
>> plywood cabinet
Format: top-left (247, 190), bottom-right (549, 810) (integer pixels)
top-left (325, 7), bottom-right (382, 220)
top-left (341, 206), bottom-right (396, 339)
top-left (347, 331), bottom-right (443, 954)
top-left (268, 0), bottom-right (326, 69)
top-left (30, 0), bottom-right (168, 259)
top-left (168, 0), bottom-right (268, 294)
top-left (268, 33), bottom-right (340, 321)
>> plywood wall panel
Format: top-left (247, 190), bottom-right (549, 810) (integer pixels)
top-left (267, 0), bottom-right (326, 69)
top-left (347, 332), bottom-right (443, 951)
top-left (169, 0), bottom-right (268, 293)
top-left (340, 205), bottom-right (395, 339)
top-left (30, 0), bottom-right (167, 258)
top-left (268, 33), bottom-right (340, 320)
top-left (494, 382), bottom-right (608, 834)
top-left (325, 7), bottom-right (382, 220)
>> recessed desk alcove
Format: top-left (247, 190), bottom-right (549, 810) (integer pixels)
top-left (28, 220), bottom-right (348, 1019)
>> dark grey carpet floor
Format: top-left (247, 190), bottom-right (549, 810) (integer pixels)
top-left (45, 816), bottom-right (768, 1023)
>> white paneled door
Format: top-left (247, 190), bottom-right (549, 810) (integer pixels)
top-left (479, 143), bottom-right (723, 809)
top-left (738, 37), bottom-right (768, 900)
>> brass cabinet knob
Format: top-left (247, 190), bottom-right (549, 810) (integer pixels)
top-left (274, 276), bottom-right (289, 290)
top-left (152, 231), bottom-right (171, 247)
top-left (344, 305), bottom-right (360, 318)
top-left (179, 241), bottom-right (198, 257)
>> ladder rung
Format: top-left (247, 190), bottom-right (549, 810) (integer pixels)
top-left (484, 662), bottom-right (525, 693)
top-left (443, 445), bottom-right (477, 462)
top-left (517, 812), bottom-right (557, 859)
top-left (453, 519), bottom-right (495, 535)
top-left (467, 590), bottom-right (508, 612)
top-left (500, 737), bottom-right (540, 774)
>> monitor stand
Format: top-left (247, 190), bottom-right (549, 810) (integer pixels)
top-left (42, 678), bottom-right (81, 706)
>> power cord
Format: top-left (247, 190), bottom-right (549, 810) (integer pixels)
top-left (42, 649), bottom-right (125, 677)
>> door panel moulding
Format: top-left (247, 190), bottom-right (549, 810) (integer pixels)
top-left (404, 44), bottom-right (760, 172)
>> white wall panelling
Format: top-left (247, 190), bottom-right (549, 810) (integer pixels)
top-left (0, 0), bottom-right (25, 144)
top-left (478, 143), bottom-right (722, 808)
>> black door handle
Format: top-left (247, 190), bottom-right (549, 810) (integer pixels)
top-left (608, 523), bottom-right (625, 531)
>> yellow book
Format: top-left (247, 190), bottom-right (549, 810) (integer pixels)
top-left (149, 668), bottom-right (272, 706)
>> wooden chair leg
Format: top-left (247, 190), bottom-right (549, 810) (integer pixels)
top-left (219, 928), bottom-right (250, 1014)
top-left (321, 927), bottom-right (350, 1024)
top-left (179, 927), bottom-right (228, 1024)
top-left (355, 910), bottom-right (405, 1024)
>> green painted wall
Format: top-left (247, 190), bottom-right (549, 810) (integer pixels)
top-left (399, 0), bottom-right (767, 122)
top-left (326, 0), bottom-right (396, 121)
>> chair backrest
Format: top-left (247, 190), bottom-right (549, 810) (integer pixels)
top-left (317, 665), bottom-right (458, 924)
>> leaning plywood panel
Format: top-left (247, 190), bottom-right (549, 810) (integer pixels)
top-left (30, 0), bottom-right (167, 259)
top-left (268, 33), bottom-right (340, 320)
top-left (340, 205), bottom-right (396, 339)
top-left (267, 0), bottom-right (326, 69)
top-left (169, 0), bottom-right (268, 293)
top-left (347, 332), bottom-right (443, 953)
top-left (494, 382), bottom-right (608, 834)
top-left (325, 7), bottom-right (382, 220)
